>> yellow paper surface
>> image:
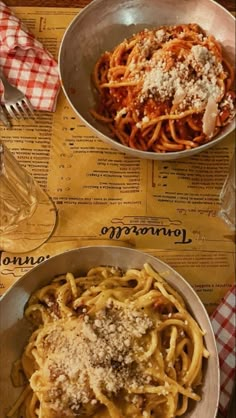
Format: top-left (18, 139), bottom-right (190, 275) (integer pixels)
top-left (0, 7), bottom-right (235, 314)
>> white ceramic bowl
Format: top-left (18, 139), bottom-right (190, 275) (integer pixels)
top-left (58, 0), bottom-right (235, 161)
top-left (0, 246), bottom-right (219, 418)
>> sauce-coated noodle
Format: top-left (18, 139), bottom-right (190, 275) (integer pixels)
top-left (91, 24), bottom-right (235, 153)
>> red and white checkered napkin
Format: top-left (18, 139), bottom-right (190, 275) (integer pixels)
top-left (0, 1), bottom-right (60, 112)
top-left (211, 284), bottom-right (236, 417)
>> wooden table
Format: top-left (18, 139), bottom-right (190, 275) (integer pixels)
top-left (2, 1), bottom-right (235, 417)
top-left (4, 0), bottom-right (236, 14)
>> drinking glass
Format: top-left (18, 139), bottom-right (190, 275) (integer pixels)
top-left (219, 151), bottom-right (235, 231)
top-left (0, 143), bottom-right (57, 253)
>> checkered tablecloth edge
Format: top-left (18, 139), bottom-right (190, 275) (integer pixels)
top-left (211, 284), bottom-right (236, 417)
top-left (0, 1), bottom-right (60, 112)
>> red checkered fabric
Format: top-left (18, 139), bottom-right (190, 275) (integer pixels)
top-left (211, 284), bottom-right (236, 417)
top-left (0, 1), bottom-right (60, 112)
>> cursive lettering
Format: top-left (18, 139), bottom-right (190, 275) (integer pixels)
top-left (0, 252), bottom-right (51, 266)
top-left (100, 225), bottom-right (192, 244)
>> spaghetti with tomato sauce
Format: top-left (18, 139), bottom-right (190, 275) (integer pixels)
top-left (91, 23), bottom-right (235, 153)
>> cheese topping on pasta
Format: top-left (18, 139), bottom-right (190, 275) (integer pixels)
top-left (8, 264), bottom-right (209, 418)
top-left (91, 24), bottom-right (235, 153)
top-left (30, 304), bottom-right (153, 416)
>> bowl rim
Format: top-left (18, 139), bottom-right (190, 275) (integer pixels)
top-left (58, 0), bottom-right (236, 161)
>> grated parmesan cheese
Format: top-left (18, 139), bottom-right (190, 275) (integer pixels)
top-left (155, 28), bottom-right (165, 43)
top-left (139, 44), bottom-right (224, 111)
top-left (31, 303), bottom-right (153, 416)
top-left (191, 45), bottom-right (210, 64)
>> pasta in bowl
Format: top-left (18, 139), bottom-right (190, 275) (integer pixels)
top-left (0, 246), bottom-right (219, 418)
top-left (91, 24), bottom-right (235, 153)
top-left (59, 0), bottom-right (235, 160)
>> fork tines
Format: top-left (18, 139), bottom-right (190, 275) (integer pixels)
top-left (4, 97), bottom-right (35, 119)
top-left (0, 104), bottom-right (11, 127)
top-left (0, 69), bottom-right (35, 122)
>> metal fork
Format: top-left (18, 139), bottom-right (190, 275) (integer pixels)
top-left (0, 69), bottom-right (34, 120)
top-left (0, 104), bottom-right (11, 127)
